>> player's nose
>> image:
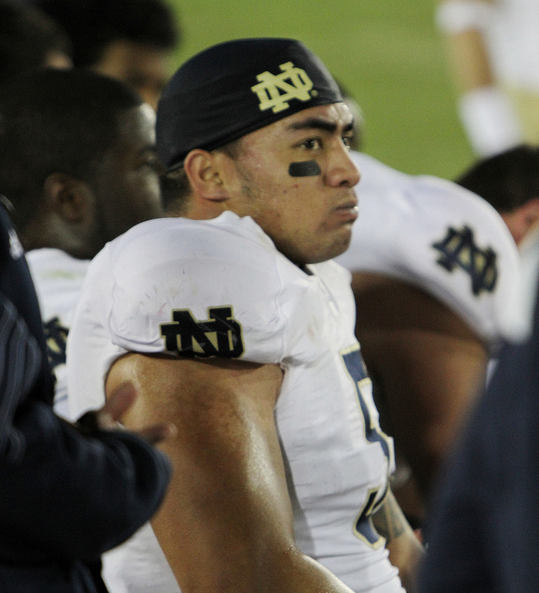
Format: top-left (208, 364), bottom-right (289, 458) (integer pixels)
top-left (326, 144), bottom-right (360, 188)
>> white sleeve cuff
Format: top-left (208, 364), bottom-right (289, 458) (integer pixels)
top-left (458, 86), bottom-right (523, 156)
top-left (435, 0), bottom-right (494, 34)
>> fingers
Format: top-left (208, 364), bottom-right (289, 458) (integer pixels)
top-left (135, 422), bottom-right (177, 445)
top-left (93, 381), bottom-right (177, 444)
top-left (100, 382), bottom-right (137, 424)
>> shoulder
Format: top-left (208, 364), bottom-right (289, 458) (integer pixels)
top-left (338, 170), bottom-right (521, 344)
top-left (26, 248), bottom-right (90, 293)
top-left (343, 172), bottom-right (515, 266)
top-left (81, 212), bottom-right (323, 363)
top-left (107, 212), bottom-right (279, 276)
top-left (26, 249), bottom-right (90, 314)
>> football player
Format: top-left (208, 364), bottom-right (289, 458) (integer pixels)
top-left (0, 68), bottom-right (164, 418)
top-left (67, 38), bottom-right (423, 593)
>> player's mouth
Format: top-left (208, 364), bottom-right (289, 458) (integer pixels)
top-left (334, 199), bottom-right (359, 223)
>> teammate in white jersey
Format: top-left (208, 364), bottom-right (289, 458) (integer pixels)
top-left (335, 150), bottom-right (520, 522)
top-left (67, 38), bottom-right (423, 593)
top-left (0, 68), bottom-right (164, 417)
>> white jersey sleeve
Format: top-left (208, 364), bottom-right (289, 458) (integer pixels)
top-left (67, 211), bottom-right (339, 416)
top-left (335, 151), bottom-right (521, 346)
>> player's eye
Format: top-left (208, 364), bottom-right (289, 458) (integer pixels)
top-left (342, 136), bottom-right (353, 149)
top-left (141, 154), bottom-right (163, 173)
top-left (300, 138), bottom-right (322, 150)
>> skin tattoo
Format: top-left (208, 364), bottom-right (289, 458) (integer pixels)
top-left (288, 160), bottom-right (321, 177)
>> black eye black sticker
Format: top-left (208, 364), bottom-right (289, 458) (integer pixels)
top-left (288, 160), bottom-right (321, 177)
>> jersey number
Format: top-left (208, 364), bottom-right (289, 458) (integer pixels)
top-left (342, 347), bottom-right (392, 549)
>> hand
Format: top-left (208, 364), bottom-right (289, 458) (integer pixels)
top-left (79, 383), bottom-right (176, 445)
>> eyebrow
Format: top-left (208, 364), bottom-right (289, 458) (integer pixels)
top-left (287, 117), bottom-right (354, 134)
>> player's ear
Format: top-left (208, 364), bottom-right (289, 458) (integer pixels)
top-left (183, 149), bottom-right (229, 202)
top-left (43, 173), bottom-right (94, 222)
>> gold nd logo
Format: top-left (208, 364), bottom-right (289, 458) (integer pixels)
top-left (251, 61), bottom-right (314, 113)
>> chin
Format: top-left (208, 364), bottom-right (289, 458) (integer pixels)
top-left (328, 232), bottom-right (353, 260)
top-left (307, 242), bottom-right (351, 265)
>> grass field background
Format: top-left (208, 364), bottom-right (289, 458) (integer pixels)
top-left (165, 0), bottom-right (476, 181)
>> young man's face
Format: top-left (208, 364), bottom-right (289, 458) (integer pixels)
top-left (224, 103), bottom-right (360, 268)
top-left (93, 41), bottom-right (172, 111)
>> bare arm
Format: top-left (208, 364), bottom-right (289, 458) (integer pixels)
top-left (373, 490), bottom-right (424, 593)
top-left (351, 272), bottom-right (488, 498)
top-left (435, 0), bottom-right (522, 154)
top-left (106, 353), bottom-right (355, 593)
top-left (437, 0), bottom-right (495, 94)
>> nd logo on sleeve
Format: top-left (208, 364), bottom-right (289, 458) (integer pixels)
top-left (160, 306), bottom-right (244, 358)
top-left (251, 61), bottom-right (316, 114)
top-left (432, 225), bottom-right (498, 295)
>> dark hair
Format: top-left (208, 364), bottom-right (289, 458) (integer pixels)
top-left (31, 0), bottom-right (180, 67)
top-left (160, 169), bottom-right (190, 215)
top-left (0, 0), bottom-right (72, 84)
top-left (456, 145), bottom-right (539, 213)
top-left (0, 68), bottom-right (142, 231)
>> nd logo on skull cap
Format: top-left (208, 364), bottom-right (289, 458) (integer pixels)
top-left (156, 38), bottom-right (343, 171)
top-left (251, 61), bottom-right (316, 114)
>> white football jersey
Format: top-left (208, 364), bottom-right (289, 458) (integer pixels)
top-left (26, 248), bottom-right (90, 418)
top-left (335, 152), bottom-right (521, 347)
top-left (67, 211), bottom-right (402, 593)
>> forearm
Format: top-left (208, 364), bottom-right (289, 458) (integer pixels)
top-left (151, 431), bottom-right (356, 593)
top-left (447, 29), bottom-right (494, 92)
top-left (115, 354), bottom-right (354, 593)
top-left (373, 490), bottom-right (424, 593)
top-left (436, 0), bottom-right (522, 154)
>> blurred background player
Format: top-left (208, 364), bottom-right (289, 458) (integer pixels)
top-left (0, 0), bottom-right (72, 78)
top-left (30, 0), bottom-right (181, 109)
top-left (0, 146), bottom-right (172, 592)
top-left (456, 144), bottom-right (539, 351)
top-left (0, 68), bottom-right (164, 417)
top-left (435, 0), bottom-right (539, 157)
top-left (455, 144), bottom-right (539, 247)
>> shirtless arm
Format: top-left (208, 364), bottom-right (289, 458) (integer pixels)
top-left (373, 489), bottom-right (424, 593)
top-left (435, 0), bottom-right (522, 154)
top-left (436, 0), bottom-right (495, 94)
top-left (106, 353), bottom-right (356, 593)
top-left (351, 272), bottom-right (488, 498)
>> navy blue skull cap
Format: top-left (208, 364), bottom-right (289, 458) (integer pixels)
top-left (156, 37), bottom-right (343, 171)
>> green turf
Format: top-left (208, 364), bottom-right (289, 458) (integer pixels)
top-left (166, 0), bottom-right (476, 180)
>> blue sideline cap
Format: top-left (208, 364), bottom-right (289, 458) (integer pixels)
top-left (156, 37), bottom-right (343, 171)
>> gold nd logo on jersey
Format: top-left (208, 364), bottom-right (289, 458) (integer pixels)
top-left (432, 225), bottom-right (498, 295)
top-left (160, 306), bottom-right (244, 358)
top-left (251, 61), bottom-right (315, 113)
